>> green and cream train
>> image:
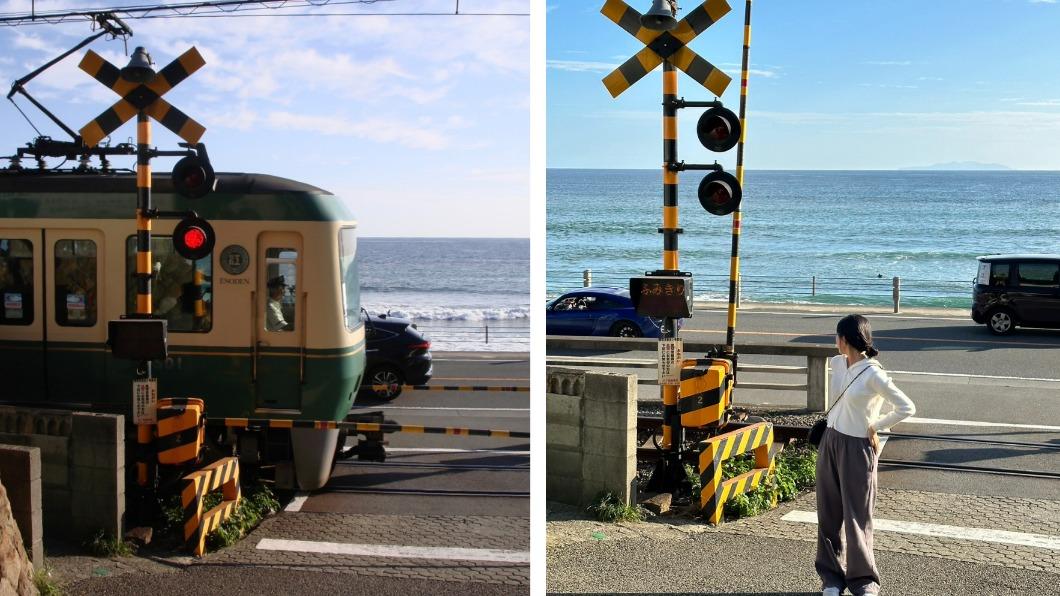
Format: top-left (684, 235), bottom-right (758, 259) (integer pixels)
top-left (0, 171), bottom-right (365, 490)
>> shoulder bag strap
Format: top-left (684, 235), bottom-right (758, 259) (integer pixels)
top-left (823, 363), bottom-right (875, 418)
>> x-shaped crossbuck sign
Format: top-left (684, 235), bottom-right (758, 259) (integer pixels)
top-left (601, 0), bottom-right (733, 98)
top-left (78, 48), bottom-right (206, 148)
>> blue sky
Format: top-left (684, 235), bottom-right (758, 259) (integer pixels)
top-left (0, 0), bottom-right (529, 237)
top-left (548, 0), bottom-right (1060, 170)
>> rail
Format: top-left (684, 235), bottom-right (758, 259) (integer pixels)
top-left (546, 336), bottom-right (835, 410)
top-left (550, 270), bottom-right (973, 312)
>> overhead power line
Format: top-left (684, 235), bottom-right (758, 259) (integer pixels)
top-left (0, 0), bottom-right (527, 26)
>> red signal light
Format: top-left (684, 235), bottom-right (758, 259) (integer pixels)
top-left (183, 227), bottom-right (207, 250)
top-left (173, 216), bottom-right (215, 261)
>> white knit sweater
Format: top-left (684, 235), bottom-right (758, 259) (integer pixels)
top-left (826, 354), bottom-right (916, 438)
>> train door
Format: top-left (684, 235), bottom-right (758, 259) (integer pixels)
top-left (254, 232), bottom-right (303, 411)
top-left (0, 231), bottom-right (44, 401)
top-left (45, 230), bottom-right (105, 404)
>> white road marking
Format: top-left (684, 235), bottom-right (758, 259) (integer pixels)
top-left (256, 538), bottom-right (531, 563)
top-left (782, 510), bottom-right (1060, 551)
top-left (432, 358), bottom-right (527, 363)
top-left (899, 417), bottom-right (1060, 432)
top-left (890, 370), bottom-right (1060, 383)
top-left (284, 492), bottom-right (309, 512)
top-left (386, 447), bottom-right (529, 455)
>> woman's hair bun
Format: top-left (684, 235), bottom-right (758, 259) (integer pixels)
top-left (865, 345), bottom-right (880, 358)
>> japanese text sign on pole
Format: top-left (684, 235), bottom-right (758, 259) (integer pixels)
top-left (658, 338), bottom-right (684, 385)
top-left (601, 0), bottom-right (733, 98)
top-left (77, 47), bottom-right (206, 147)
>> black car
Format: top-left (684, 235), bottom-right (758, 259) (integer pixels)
top-left (360, 309), bottom-right (432, 399)
top-left (972, 254), bottom-right (1060, 335)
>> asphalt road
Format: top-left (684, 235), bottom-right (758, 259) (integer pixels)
top-left (548, 305), bottom-right (1060, 499)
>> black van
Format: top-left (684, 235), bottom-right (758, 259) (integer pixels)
top-left (972, 254), bottom-right (1060, 335)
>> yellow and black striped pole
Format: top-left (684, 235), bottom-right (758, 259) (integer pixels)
top-left (135, 110), bottom-right (154, 489)
top-left (724, 0), bottom-right (752, 353)
top-left (661, 60), bottom-right (682, 456)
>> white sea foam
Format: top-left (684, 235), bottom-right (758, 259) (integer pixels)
top-left (362, 304), bottom-right (530, 322)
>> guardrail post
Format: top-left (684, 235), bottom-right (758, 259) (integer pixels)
top-left (583, 269), bottom-right (592, 287)
top-left (807, 355), bottom-right (829, 411)
top-left (892, 276), bottom-right (901, 313)
top-left (485, 324), bottom-right (489, 344)
top-left (811, 275), bottom-right (816, 296)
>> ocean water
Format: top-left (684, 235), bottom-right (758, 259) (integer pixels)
top-left (548, 169), bottom-right (1060, 308)
top-left (357, 237), bottom-right (529, 351)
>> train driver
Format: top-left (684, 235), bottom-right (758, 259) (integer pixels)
top-left (266, 276), bottom-right (292, 331)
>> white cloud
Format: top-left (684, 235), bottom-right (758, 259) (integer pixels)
top-left (547, 59), bottom-right (616, 73)
top-left (1016, 99), bottom-right (1060, 106)
top-left (265, 111), bottom-right (450, 150)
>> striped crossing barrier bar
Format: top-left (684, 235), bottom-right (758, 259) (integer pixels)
top-left (181, 456), bottom-right (240, 557)
top-left (367, 384), bottom-right (529, 393)
top-left (697, 421), bottom-right (778, 524)
top-left (209, 418), bottom-right (530, 440)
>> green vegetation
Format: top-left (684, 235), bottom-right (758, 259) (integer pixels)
top-left (587, 491), bottom-right (648, 523)
top-left (83, 529), bottom-right (134, 558)
top-left (32, 566), bottom-right (63, 596)
top-left (158, 482), bottom-right (280, 552)
top-left (721, 445), bottom-right (817, 520)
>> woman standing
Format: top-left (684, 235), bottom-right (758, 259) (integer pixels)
top-left (816, 314), bottom-right (916, 596)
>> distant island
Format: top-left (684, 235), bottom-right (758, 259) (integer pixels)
top-left (898, 161), bottom-right (1012, 171)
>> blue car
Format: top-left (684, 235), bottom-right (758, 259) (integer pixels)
top-left (545, 288), bottom-right (668, 338)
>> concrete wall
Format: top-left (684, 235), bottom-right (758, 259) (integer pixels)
top-left (0, 407), bottom-right (125, 541)
top-left (546, 367), bottom-right (637, 507)
top-left (0, 445), bottom-right (43, 567)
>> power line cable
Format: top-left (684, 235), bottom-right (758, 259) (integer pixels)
top-left (0, 0), bottom-right (528, 26)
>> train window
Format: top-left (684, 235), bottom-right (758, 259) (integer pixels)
top-left (54, 240), bottom-right (98, 327)
top-left (0, 239), bottom-right (33, 326)
top-left (125, 236), bottom-right (213, 332)
top-left (338, 228), bottom-right (360, 331)
top-left (265, 248), bottom-right (297, 333)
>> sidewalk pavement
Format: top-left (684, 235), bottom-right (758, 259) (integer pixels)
top-left (546, 487), bottom-right (1060, 594)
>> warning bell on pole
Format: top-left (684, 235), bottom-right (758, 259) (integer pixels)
top-left (641, 0), bottom-right (678, 30)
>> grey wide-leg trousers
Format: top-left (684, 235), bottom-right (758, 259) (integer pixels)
top-left (815, 427), bottom-right (881, 595)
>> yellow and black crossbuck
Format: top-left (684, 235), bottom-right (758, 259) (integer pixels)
top-left (78, 47), bottom-right (206, 148)
top-left (600, 0), bottom-right (733, 98)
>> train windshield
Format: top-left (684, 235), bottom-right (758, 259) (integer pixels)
top-left (126, 236), bottom-right (213, 332)
top-left (338, 228), bottom-right (360, 331)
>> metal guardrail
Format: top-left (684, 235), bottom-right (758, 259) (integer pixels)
top-left (550, 270), bottom-right (973, 311)
top-left (546, 336), bottom-right (834, 410)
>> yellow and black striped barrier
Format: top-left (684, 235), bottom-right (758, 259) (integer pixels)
top-left (209, 418), bottom-right (530, 440)
top-left (697, 421), bottom-right (779, 524)
top-left (367, 384), bottom-right (529, 393)
top-left (182, 456), bottom-right (240, 557)
top-left (156, 397), bottom-right (204, 465)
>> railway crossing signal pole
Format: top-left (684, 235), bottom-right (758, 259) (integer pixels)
top-left (79, 45), bottom-right (215, 520)
top-left (602, 0), bottom-right (736, 490)
top-left (724, 0), bottom-right (752, 353)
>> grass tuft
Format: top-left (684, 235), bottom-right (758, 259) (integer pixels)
top-left (33, 566), bottom-right (63, 596)
top-left (83, 529), bottom-right (134, 558)
top-left (158, 482), bottom-right (280, 552)
top-left (586, 491), bottom-right (648, 523)
top-left (721, 445), bottom-right (817, 520)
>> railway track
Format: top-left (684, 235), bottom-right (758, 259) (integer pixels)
top-left (636, 416), bottom-right (1060, 479)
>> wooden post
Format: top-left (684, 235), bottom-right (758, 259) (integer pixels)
top-left (812, 275), bottom-right (816, 296)
top-left (583, 269), bottom-right (592, 287)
